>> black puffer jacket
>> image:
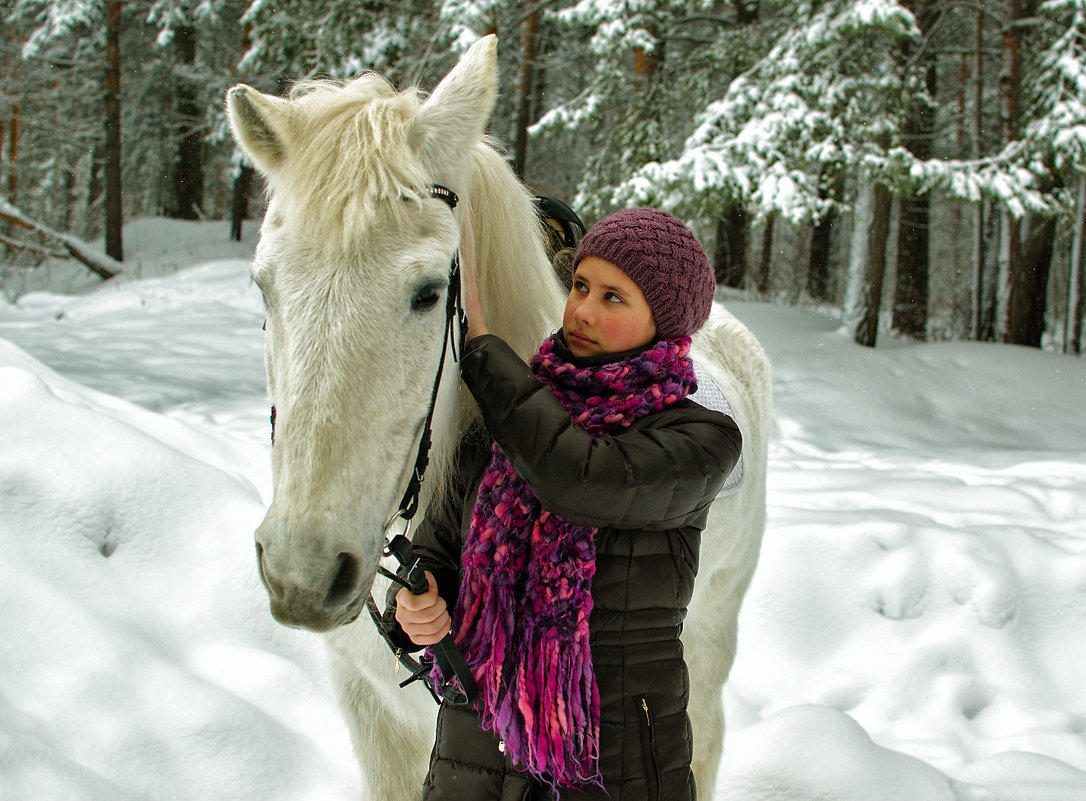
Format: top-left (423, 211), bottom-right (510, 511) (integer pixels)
top-left (401, 334), bottom-right (742, 801)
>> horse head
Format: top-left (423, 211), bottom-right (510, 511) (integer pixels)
top-left (227, 36), bottom-right (501, 632)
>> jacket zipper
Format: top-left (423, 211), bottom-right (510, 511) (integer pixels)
top-left (639, 696), bottom-right (662, 801)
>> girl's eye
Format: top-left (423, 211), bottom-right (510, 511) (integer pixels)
top-left (606, 292), bottom-right (624, 303)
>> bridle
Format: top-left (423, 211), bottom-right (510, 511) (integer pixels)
top-left (267, 183), bottom-right (477, 706)
top-left (389, 183), bottom-right (467, 522)
top-left (365, 183), bottom-right (476, 707)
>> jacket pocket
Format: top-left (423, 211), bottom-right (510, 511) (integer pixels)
top-left (637, 695), bottom-right (663, 801)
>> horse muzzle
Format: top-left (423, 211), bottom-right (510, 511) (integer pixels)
top-left (254, 531), bottom-right (377, 633)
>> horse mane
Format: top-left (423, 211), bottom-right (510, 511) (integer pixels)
top-left (426, 139), bottom-right (566, 510)
top-left (467, 140), bottom-right (565, 361)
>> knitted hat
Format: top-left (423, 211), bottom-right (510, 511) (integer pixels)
top-left (573, 208), bottom-right (714, 339)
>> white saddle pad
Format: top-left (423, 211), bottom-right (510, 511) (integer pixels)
top-left (690, 362), bottom-right (744, 498)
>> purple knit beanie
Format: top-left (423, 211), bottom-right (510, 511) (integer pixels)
top-left (573, 208), bottom-right (715, 339)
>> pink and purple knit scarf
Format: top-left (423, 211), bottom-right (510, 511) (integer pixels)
top-left (440, 332), bottom-right (698, 792)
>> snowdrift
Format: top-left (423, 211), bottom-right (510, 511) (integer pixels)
top-left (1, 222), bottom-right (1084, 799)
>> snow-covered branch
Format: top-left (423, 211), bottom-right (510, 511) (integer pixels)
top-left (0, 199), bottom-right (121, 280)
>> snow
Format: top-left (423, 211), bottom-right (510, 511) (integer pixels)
top-left (1, 219), bottom-right (1085, 800)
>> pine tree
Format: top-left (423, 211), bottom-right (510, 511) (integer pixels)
top-left (536, 0), bottom-right (777, 220)
top-left (239, 0), bottom-right (450, 85)
top-left (1024, 0), bottom-right (1086, 352)
top-left (612, 0), bottom-right (918, 344)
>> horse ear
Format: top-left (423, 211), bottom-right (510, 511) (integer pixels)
top-left (226, 84), bottom-right (295, 174)
top-left (412, 34), bottom-right (499, 169)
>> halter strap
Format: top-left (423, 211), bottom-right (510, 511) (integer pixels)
top-left (265, 183), bottom-right (475, 705)
top-left (393, 184), bottom-right (466, 519)
top-left (377, 183), bottom-right (476, 708)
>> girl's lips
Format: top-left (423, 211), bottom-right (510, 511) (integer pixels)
top-left (569, 330), bottom-right (595, 346)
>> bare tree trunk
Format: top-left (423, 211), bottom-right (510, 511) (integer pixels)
top-left (167, 25), bottom-right (204, 219)
top-left (895, 190), bottom-right (930, 339)
top-left (1067, 174), bottom-right (1086, 354)
top-left (5, 100), bottom-right (18, 204)
top-left (713, 207), bottom-right (748, 288)
top-left (512, 9), bottom-right (540, 179)
top-left (808, 174), bottom-right (841, 302)
top-left (103, 1), bottom-right (124, 261)
top-left (62, 166), bottom-right (76, 231)
top-left (997, 0), bottom-right (1026, 343)
top-left (844, 176), bottom-right (892, 347)
top-left (893, 0), bottom-right (936, 339)
top-left (88, 144), bottom-right (104, 215)
top-left (980, 201), bottom-right (1000, 339)
top-left (1015, 211), bottom-right (1056, 347)
top-left (230, 162), bottom-right (254, 242)
top-left (970, 0), bottom-right (988, 340)
top-left (755, 213), bottom-right (774, 296)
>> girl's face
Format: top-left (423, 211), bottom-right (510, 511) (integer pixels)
top-left (562, 256), bottom-right (657, 357)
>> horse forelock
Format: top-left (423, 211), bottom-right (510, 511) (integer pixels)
top-left (268, 76), bottom-right (433, 249)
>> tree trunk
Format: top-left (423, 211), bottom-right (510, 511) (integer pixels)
top-left (997, 0), bottom-right (1025, 343)
top-left (62, 166), bottom-right (76, 231)
top-left (893, 0), bottom-right (936, 339)
top-left (167, 25), bottom-right (204, 220)
top-left (103, 1), bottom-right (124, 261)
top-left (512, 9), bottom-right (540, 179)
top-left (713, 206), bottom-right (748, 288)
top-left (88, 144), bottom-right (104, 215)
top-left (895, 191), bottom-right (930, 339)
top-left (633, 26), bottom-right (661, 90)
top-left (807, 174), bottom-right (842, 302)
top-left (980, 200), bottom-right (1000, 340)
top-left (971, 202), bottom-right (987, 339)
top-left (844, 176), bottom-right (892, 347)
top-left (1067, 174), bottom-right (1085, 354)
top-left (969, 0), bottom-right (990, 340)
top-left (5, 100), bottom-right (18, 204)
top-left (1012, 211), bottom-right (1056, 348)
top-left (734, 0), bottom-right (760, 25)
top-left (755, 213), bottom-right (774, 296)
top-left (231, 162), bottom-right (255, 242)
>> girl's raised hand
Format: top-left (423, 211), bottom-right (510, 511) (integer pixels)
top-left (460, 213), bottom-right (489, 340)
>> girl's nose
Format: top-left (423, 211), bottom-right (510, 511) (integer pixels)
top-left (572, 298), bottom-right (594, 326)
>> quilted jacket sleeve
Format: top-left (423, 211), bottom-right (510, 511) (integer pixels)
top-left (460, 335), bottom-right (742, 530)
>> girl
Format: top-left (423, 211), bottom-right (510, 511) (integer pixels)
top-left (393, 207), bottom-right (742, 800)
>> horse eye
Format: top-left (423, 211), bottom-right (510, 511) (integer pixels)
top-left (412, 283), bottom-right (443, 312)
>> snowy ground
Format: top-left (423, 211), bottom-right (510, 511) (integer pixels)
top-left (1, 219), bottom-right (1084, 801)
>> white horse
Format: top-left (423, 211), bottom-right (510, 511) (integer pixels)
top-left (227, 34), bottom-right (770, 801)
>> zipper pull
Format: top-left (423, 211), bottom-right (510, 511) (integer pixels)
top-left (394, 648), bottom-right (402, 675)
top-left (641, 697), bottom-right (652, 727)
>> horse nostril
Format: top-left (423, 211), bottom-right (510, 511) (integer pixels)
top-left (326, 552), bottom-right (359, 607)
top-left (255, 541), bottom-right (270, 590)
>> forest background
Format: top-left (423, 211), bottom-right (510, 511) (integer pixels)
top-left (3, 0), bottom-right (1086, 354)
